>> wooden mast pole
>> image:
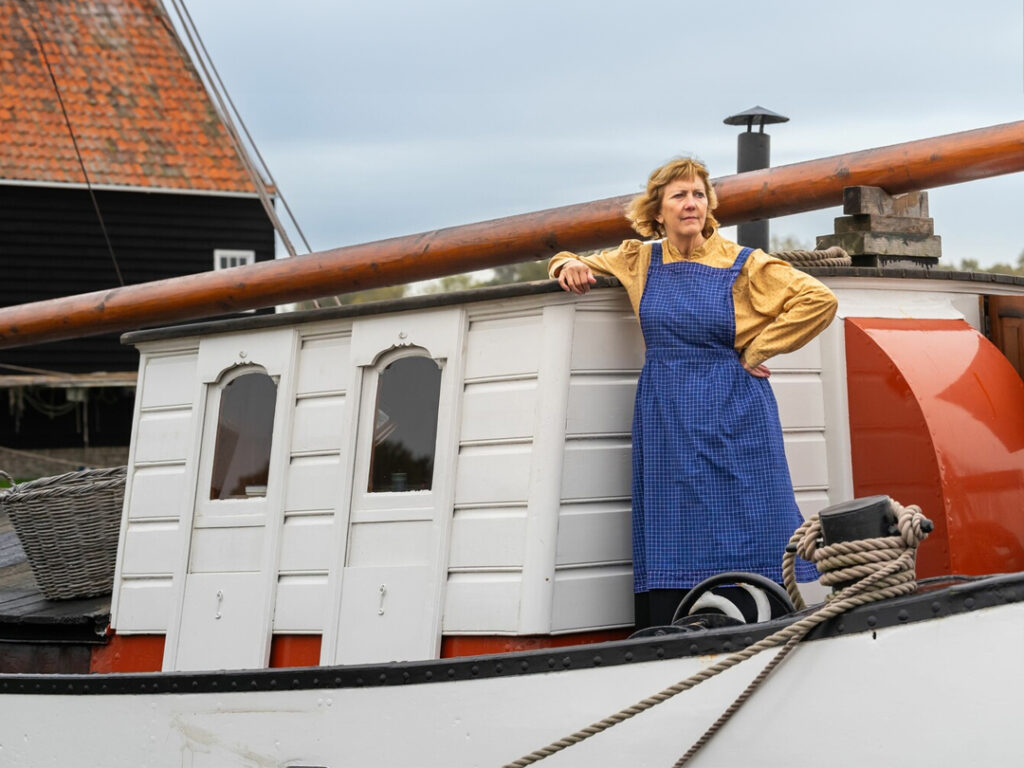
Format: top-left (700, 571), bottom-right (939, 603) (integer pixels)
top-left (1, 120), bottom-right (1022, 349)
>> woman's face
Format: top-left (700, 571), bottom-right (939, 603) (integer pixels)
top-left (656, 176), bottom-right (708, 244)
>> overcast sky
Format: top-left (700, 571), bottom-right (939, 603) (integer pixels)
top-left (171, 0), bottom-right (1023, 268)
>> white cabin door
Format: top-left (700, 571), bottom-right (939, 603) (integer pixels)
top-left (328, 310), bottom-right (463, 665)
top-left (166, 331), bottom-right (295, 672)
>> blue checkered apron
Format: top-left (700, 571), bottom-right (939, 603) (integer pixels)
top-left (631, 241), bottom-right (816, 592)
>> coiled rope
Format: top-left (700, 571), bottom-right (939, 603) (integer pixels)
top-left (770, 246), bottom-right (851, 268)
top-left (501, 498), bottom-right (931, 768)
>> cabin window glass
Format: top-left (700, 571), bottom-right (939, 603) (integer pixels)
top-left (368, 356), bottom-right (441, 493)
top-left (209, 371), bottom-right (277, 500)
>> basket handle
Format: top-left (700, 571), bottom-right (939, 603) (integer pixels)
top-left (0, 470), bottom-right (13, 488)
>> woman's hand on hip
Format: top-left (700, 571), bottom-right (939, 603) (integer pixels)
top-left (742, 360), bottom-right (771, 378)
top-left (558, 261), bottom-right (597, 294)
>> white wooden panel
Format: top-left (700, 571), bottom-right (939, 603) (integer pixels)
top-left (115, 578), bottom-right (173, 632)
top-left (296, 334), bottom-right (351, 395)
top-left (350, 505), bottom-right (434, 524)
top-left (284, 455), bottom-right (341, 513)
top-left (555, 503), bottom-right (631, 565)
top-left (120, 521), bottom-right (179, 576)
top-left (784, 432), bottom-right (830, 489)
top-left (516, 302), bottom-right (573, 635)
top-left (175, 572), bottom-right (267, 670)
top-left (951, 293), bottom-right (983, 330)
top-left (188, 526), bottom-right (264, 573)
top-left (772, 374), bottom-right (826, 430)
top-left (767, 337), bottom-right (822, 370)
top-left (127, 464), bottom-right (187, 520)
top-left (560, 439), bottom-right (632, 501)
top-left (134, 409), bottom-right (193, 463)
top-left (551, 566), bottom-right (634, 631)
top-left (818, 320), bottom-right (855, 505)
top-left (463, 315), bottom-right (542, 379)
top-left (834, 286), bottom-right (967, 321)
top-left (139, 352), bottom-right (198, 408)
top-left (566, 376), bottom-right (636, 436)
top-left (196, 328), bottom-right (295, 381)
top-left (274, 574), bottom-right (329, 632)
top-left (336, 566), bottom-right (436, 663)
top-left (442, 572), bottom-right (521, 633)
top-left (279, 514), bottom-right (334, 573)
top-left (454, 444), bottom-right (532, 505)
top-left (571, 312), bottom-right (643, 371)
top-left (449, 508), bottom-right (527, 569)
top-left (460, 380), bottom-right (537, 443)
top-left (291, 396), bottom-right (345, 453)
top-left (346, 521), bottom-right (433, 568)
top-left (351, 308), bottom-right (462, 366)
top-left (795, 489), bottom-right (833, 521)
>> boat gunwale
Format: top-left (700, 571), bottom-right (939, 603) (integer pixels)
top-left (1, 572), bottom-right (1018, 696)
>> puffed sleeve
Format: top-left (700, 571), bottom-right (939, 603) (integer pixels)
top-left (548, 240), bottom-right (645, 284)
top-left (738, 251), bottom-right (838, 367)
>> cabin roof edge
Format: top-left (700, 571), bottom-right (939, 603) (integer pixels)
top-left (121, 268), bottom-right (1024, 347)
top-left (121, 278), bottom-right (585, 345)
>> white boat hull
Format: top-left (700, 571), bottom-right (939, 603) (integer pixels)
top-left (2, 583), bottom-right (1022, 767)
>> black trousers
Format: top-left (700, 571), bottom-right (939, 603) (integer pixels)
top-left (633, 589), bottom-right (690, 630)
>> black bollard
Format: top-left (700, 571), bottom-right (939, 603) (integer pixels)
top-left (817, 495), bottom-right (895, 589)
top-left (819, 495), bottom-right (895, 545)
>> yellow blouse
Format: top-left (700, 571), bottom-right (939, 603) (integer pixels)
top-left (548, 231), bottom-right (838, 367)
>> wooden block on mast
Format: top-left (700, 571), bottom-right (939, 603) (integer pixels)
top-left (817, 186), bottom-right (941, 268)
top-left (843, 186), bottom-right (929, 217)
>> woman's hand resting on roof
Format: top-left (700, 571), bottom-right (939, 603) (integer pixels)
top-left (557, 261), bottom-right (597, 294)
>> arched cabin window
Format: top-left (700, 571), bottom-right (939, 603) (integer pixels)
top-left (368, 354), bottom-right (442, 493)
top-left (209, 369), bottom-right (277, 500)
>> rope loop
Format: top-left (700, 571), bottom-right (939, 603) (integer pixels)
top-left (769, 246), bottom-right (851, 268)
top-left (892, 500), bottom-right (930, 548)
top-left (784, 498), bottom-right (928, 610)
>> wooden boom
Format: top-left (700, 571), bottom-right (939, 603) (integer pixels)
top-left (1, 120), bottom-right (1023, 349)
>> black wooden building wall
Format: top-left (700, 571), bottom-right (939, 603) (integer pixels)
top-left (0, 184), bottom-right (275, 373)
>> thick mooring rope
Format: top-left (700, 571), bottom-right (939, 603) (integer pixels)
top-left (501, 499), bottom-right (930, 768)
top-left (783, 499), bottom-right (930, 611)
top-left (770, 246), bottom-right (851, 268)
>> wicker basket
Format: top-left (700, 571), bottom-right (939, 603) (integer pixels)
top-left (0, 466), bottom-right (126, 600)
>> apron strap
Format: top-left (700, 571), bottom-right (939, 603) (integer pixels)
top-left (651, 240), bottom-right (664, 266)
top-left (731, 247), bottom-right (753, 272)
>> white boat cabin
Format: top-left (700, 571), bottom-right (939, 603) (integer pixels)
top-left (110, 271), bottom-right (1023, 671)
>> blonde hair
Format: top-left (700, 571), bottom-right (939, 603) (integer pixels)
top-left (625, 157), bottom-right (719, 239)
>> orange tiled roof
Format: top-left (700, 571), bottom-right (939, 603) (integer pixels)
top-left (0, 0), bottom-right (256, 193)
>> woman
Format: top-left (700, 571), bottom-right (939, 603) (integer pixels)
top-left (550, 157), bottom-right (837, 628)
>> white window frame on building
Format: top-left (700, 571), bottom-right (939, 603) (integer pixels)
top-left (214, 249), bottom-right (256, 271)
